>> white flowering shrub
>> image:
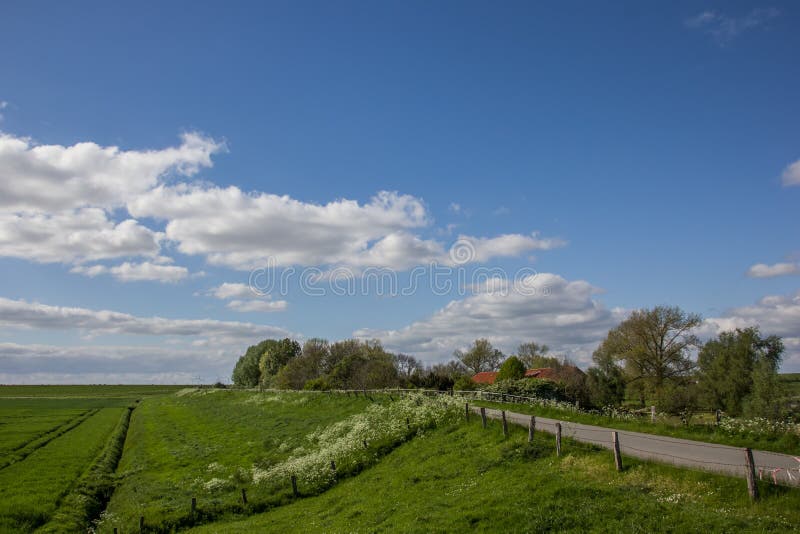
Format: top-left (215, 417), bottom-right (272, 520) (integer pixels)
top-left (718, 416), bottom-right (800, 438)
top-left (250, 393), bottom-right (462, 492)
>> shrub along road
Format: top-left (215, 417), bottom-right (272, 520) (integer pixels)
top-left (476, 407), bottom-right (800, 487)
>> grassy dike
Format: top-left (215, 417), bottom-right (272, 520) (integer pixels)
top-left (191, 414), bottom-right (800, 533)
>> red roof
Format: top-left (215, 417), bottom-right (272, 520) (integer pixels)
top-left (472, 371), bottom-right (498, 384)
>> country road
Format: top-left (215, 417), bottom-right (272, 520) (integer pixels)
top-left (475, 407), bottom-right (800, 487)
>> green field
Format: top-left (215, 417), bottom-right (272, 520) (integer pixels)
top-left (1, 386), bottom-right (799, 533)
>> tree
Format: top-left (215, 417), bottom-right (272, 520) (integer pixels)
top-left (697, 327), bottom-right (783, 416)
top-left (455, 339), bottom-right (505, 375)
top-left (599, 306), bottom-right (701, 404)
top-left (232, 339), bottom-right (272, 387)
top-left (585, 344), bottom-right (626, 407)
top-left (394, 353), bottom-right (422, 383)
top-left (497, 356), bottom-right (526, 380)
top-left (258, 338), bottom-right (301, 384)
top-left (516, 341), bottom-right (557, 369)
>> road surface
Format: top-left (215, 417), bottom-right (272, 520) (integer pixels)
top-left (474, 407), bottom-right (800, 487)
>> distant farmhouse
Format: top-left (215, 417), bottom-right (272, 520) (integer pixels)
top-left (471, 366), bottom-right (584, 385)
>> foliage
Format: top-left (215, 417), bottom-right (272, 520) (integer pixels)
top-left (454, 338), bottom-right (505, 374)
top-left (515, 341), bottom-right (557, 369)
top-left (483, 378), bottom-right (567, 401)
top-left (585, 346), bottom-right (626, 408)
top-left (191, 414), bottom-right (800, 534)
top-left (697, 327), bottom-right (784, 417)
top-left (496, 356), bottom-right (526, 380)
top-left (598, 305), bottom-right (701, 404)
top-left (453, 375), bottom-right (478, 391)
top-left (258, 338), bottom-right (302, 382)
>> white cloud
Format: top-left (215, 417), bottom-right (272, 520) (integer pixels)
top-left (355, 273), bottom-right (625, 367)
top-left (0, 100), bottom-right (7, 121)
top-left (0, 209), bottom-right (162, 263)
top-left (0, 296), bottom-right (292, 340)
top-left (209, 282), bottom-right (260, 300)
top-left (782, 159), bottom-right (800, 186)
top-left (448, 202), bottom-right (461, 213)
top-left (0, 132), bottom-right (224, 212)
top-left (685, 8), bottom-right (780, 45)
top-left (71, 260), bottom-right (190, 283)
top-left (746, 262), bottom-right (799, 278)
top-left (226, 299), bottom-right (288, 313)
top-left (703, 290), bottom-right (800, 370)
top-left (0, 343), bottom-right (237, 384)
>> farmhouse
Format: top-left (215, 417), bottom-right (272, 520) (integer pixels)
top-left (471, 366), bottom-right (584, 385)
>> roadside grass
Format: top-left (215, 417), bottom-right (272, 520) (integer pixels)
top-left (100, 390), bottom-right (378, 531)
top-left (471, 399), bottom-right (800, 455)
top-left (0, 407), bottom-right (123, 533)
top-left (190, 415), bottom-right (800, 533)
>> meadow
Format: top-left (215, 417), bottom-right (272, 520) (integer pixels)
top-left (0, 385), bottom-right (184, 533)
top-left (2, 386), bottom-right (799, 533)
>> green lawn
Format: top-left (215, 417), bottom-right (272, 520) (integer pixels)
top-left (190, 415), bottom-right (800, 533)
top-left (100, 390), bottom-right (376, 532)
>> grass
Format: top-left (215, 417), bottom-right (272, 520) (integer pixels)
top-left (0, 384), bottom-right (188, 398)
top-left (470, 399), bottom-right (800, 455)
top-left (189, 414), bottom-right (800, 533)
top-left (99, 390), bottom-right (378, 532)
top-left (0, 407), bottom-right (124, 533)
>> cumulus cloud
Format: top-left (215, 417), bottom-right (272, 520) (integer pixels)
top-left (746, 262), bottom-right (799, 278)
top-left (209, 282), bottom-right (260, 300)
top-left (782, 159), bottom-right (800, 186)
top-left (206, 282), bottom-right (288, 312)
top-left (71, 260), bottom-right (190, 283)
top-left (0, 131), bottom-right (224, 212)
top-left (355, 273), bottom-right (626, 367)
top-left (0, 296), bottom-right (292, 339)
top-left (685, 8), bottom-right (780, 45)
top-left (0, 209), bottom-right (162, 263)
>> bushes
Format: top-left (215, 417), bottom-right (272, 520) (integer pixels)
top-left (497, 357), bottom-right (525, 381)
top-left (484, 378), bottom-right (567, 401)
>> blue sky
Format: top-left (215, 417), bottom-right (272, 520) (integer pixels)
top-left (0, 1), bottom-right (798, 382)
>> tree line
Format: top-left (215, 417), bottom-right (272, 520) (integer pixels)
top-left (231, 305), bottom-right (787, 420)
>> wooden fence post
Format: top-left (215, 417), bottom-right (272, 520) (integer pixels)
top-left (406, 417), bottom-right (411, 430)
top-left (139, 516), bottom-right (144, 533)
top-left (528, 416), bottom-right (535, 442)
top-left (612, 431), bottom-right (623, 471)
top-left (331, 460), bottom-right (337, 478)
top-left (716, 409), bottom-right (721, 426)
top-left (480, 407), bottom-right (487, 429)
top-left (291, 475), bottom-right (299, 497)
top-left (650, 405), bottom-right (656, 423)
top-left (465, 402), bottom-right (470, 422)
top-left (501, 410), bottom-right (508, 437)
top-left (744, 448), bottom-right (759, 501)
top-left (191, 497), bottom-right (196, 515)
top-left (241, 488), bottom-right (247, 505)
top-left (555, 423), bottom-right (562, 455)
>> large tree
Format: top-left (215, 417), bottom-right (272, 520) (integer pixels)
top-left (454, 339), bottom-right (505, 375)
top-left (585, 344), bottom-right (626, 408)
top-left (698, 327), bottom-right (783, 417)
top-left (515, 341), bottom-right (556, 369)
top-left (599, 306), bottom-right (701, 403)
top-left (258, 338), bottom-right (302, 382)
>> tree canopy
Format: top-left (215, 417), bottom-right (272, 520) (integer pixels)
top-left (455, 338), bottom-right (505, 374)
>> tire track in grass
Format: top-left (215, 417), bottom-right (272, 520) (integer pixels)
top-left (5, 409), bottom-right (93, 454)
top-left (0, 408), bottom-right (101, 470)
top-left (36, 403), bottom-right (136, 533)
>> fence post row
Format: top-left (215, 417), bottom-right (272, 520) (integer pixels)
top-left (612, 431), bottom-right (623, 472)
top-left (480, 407), bottom-right (487, 429)
top-left (465, 402), bottom-right (470, 421)
top-left (501, 410), bottom-right (508, 437)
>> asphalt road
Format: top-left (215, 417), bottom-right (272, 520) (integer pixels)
top-left (475, 407), bottom-right (800, 487)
